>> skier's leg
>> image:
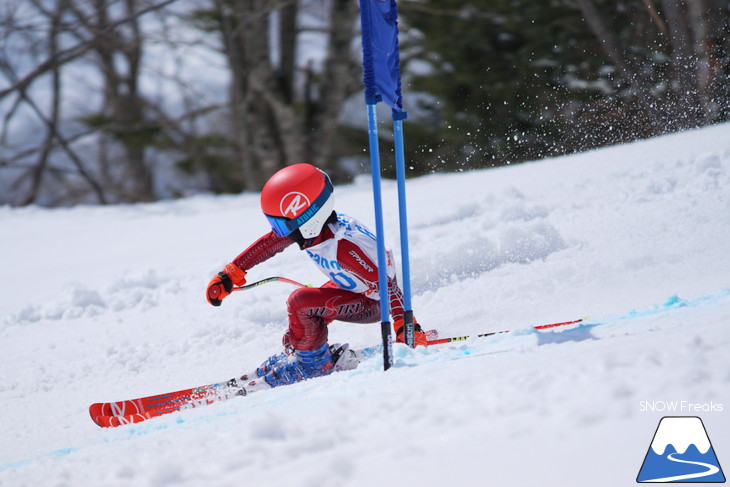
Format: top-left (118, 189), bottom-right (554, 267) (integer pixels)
top-left (285, 285), bottom-right (380, 351)
top-left (259, 286), bottom-right (379, 387)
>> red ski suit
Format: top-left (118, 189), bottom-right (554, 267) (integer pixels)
top-left (231, 213), bottom-right (405, 351)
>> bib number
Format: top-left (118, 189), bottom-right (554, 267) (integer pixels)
top-left (329, 272), bottom-right (357, 290)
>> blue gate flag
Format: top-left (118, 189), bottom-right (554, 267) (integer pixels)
top-left (359, 0), bottom-right (406, 116)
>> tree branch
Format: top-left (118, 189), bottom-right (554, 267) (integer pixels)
top-left (0, 0), bottom-right (179, 101)
top-left (0, 60), bottom-right (108, 204)
top-left (639, 0), bottom-right (667, 34)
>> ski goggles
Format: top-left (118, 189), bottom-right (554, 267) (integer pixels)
top-left (265, 175), bottom-right (333, 237)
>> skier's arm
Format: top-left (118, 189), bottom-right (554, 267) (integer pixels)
top-left (387, 277), bottom-right (428, 346)
top-left (206, 232), bottom-right (294, 306)
top-left (385, 274), bottom-right (406, 324)
top-left (231, 231), bottom-right (294, 270)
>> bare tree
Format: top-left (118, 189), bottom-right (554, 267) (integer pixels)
top-left (0, 0), bottom-right (178, 101)
top-left (65, 0), bottom-right (158, 201)
top-left (685, 0), bottom-right (728, 123)
top-left (0, 0), bottom-right (107, 205)
top-left (0, 0), bottom-right (181, 205)
top-left (1, 0), bottom-right (366, 205)
top-left (212, 0), bottom-right (359, 189)
top-left (303, 0), bottom-right (359, 171)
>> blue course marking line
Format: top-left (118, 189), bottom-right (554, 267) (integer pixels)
top-left (600, 288), bottom-right (730, 325)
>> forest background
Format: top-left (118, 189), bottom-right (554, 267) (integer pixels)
top-left (1, 0), bottom-right (728, 206)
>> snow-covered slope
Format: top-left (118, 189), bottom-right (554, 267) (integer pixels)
top-left (1, 123), bottom-right (729, 487)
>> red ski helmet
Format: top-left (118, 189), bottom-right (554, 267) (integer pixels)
top-left (260, 163), bottom-right (334, 238)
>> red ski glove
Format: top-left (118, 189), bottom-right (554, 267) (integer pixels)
top-left (206, 263), bottom-right (247, 306)
top-left (394, 318), bottom-right (429, 347)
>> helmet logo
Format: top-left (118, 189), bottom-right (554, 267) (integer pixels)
top-left (280, 192), bottom-right (310, 217)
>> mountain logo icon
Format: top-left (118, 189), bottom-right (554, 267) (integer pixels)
top-left (637, 416), bottom-right (725, 483)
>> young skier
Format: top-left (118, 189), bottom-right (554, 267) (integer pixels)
top-left (206, 163), bottom-right (427, 388)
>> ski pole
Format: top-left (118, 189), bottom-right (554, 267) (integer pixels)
top-left (231, 276), bottom-right (310, 293)
top-left (425, 317), bottom-right (588, 346)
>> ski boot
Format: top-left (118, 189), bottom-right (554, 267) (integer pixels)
top-left (257, 343), bottom-right (360, 388)
top-left (330, 343), bottom-right (360, 371)
top-left (260, 343), bottom-right (334, 387)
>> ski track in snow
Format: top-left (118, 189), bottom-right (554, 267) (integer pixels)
top-left (1, 123), bottom-right (729, 487)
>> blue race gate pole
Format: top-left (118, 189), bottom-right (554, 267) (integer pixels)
top-left (392, 115), bottom-right (414, 347)
top-left (366, 103), bottom-right (393, 371)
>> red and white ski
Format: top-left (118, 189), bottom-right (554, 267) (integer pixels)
top-left (89, 319), bottom-right (586, 428)
top-left (424, 316), bottom-right (588, 345)
top-left (89, 369), bottom-right (271, 427)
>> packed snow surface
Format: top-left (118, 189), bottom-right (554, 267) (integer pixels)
top-left (1, 123), bottom-right (729, 487)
